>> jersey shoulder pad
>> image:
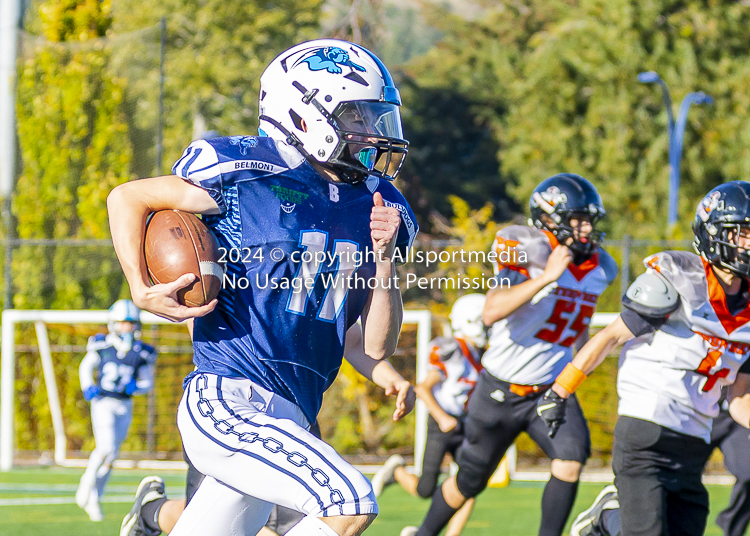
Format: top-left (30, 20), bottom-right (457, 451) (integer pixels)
top-left (428, 337), bottom-right (459, 362)
top-left (87, 333), bottom-right (109, 351)
top-left (172, 139), bottom-right (221, 184)
top-left (172, 136), bottom-right (292, 210)
top-left (642, 251), bottom-right (706, 305)
top-left (171, 139), bottom-right (225, 211)
top-left (492, 225), bottom-right (551, 276)
top-left (597, 247), bottom-right (619, 284)
top-left (214, 135), bottom-right (292, 179)
top-left (622, 271), bottom-right (680, 317)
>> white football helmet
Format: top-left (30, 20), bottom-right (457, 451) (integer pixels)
top-left (258, 39), bottom-right (408, 184)
top-left (108, 299), bottom-right (141, 353)
top-left (449, 293), bottom-right (487, 348)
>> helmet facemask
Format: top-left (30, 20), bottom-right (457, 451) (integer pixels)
top-left (539, 211), bottom-right (604, 263)
top-left (108, 299), bottom-right (141, 356)
top-left (327, 101), bottom-right (408, 183)
top-left (454, 320), bottom-right (487, 349)
top-left (701, 222), bottom-right (750, 278)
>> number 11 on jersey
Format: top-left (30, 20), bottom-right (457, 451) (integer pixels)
top-left (286, 230), bottom-right (360, 322)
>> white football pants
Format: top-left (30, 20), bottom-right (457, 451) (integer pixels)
top-left (171, 373), bottom-right (377, 536)
top-left (78, 396), bottom-right (133, 503)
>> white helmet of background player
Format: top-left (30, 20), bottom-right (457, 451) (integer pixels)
top-left (108, 299), bottom-right (141, 353)
top-left (450, 294), bottom-right (487, 348)
top-left (258, 39), bottom-right (408, 184)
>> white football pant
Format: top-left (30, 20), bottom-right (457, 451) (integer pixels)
top-left (77, 396), bottom-right (133, 504)
top-left (171, 373), bottom-right (377, 536)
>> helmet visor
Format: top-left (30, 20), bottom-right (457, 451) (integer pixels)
top-left (334, 101), bottom-right (404, 139)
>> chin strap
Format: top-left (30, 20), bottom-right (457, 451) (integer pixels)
top-left (258, 115), bottom-right (367, 185)
top-left (258, 115), bottom-right (306, 152)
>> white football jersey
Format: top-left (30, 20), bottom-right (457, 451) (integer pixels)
top-left (483, 225), bottom-right (618, 385)
top-left (428, 337), bottom-right (482, 417)
top-left (618, 251), bottom-right (750, 442)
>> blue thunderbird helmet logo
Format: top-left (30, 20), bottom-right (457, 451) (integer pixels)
top-left (297, 47), bottom-right (366, 74)
top-left (228, 136), bottom-right (258, 155)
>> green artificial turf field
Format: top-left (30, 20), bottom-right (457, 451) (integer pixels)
top-left (0, 467), bottom-right (733, 536)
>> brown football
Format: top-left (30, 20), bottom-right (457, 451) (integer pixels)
top-left (144, 210), bottom-right (223, 307)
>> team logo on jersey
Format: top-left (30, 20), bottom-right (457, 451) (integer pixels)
top-left (228, 136), bottom-right (258, 155)
top-left (531, 186), bottom-right (568, 214)
top-left (270, 185), bottom-right (309, 205)
top-left (296, 47), bottom-right (366, 74)
top-left (271, 185), bottom-right (308, 214)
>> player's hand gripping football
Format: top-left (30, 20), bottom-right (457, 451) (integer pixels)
top-left (537, 389), bottom-right (568, 438)
top-left (370, 192), bottom-right (401, 264)
top-left (386, 380), bottom-right (416, 421)
top-left (135, 274), bottom-right (217, 323)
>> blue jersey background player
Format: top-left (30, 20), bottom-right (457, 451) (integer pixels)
top-left (108, 38), bottom-right (416, 536)
top-left (76, 299), bottom-right (156, 521)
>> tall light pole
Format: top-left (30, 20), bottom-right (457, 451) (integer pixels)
top-left (1, 0), bottom-right (23, 310)
top-left (638, 71), bottom-right (713, 229)
top-left (1, 0), bottom-right (20, 197)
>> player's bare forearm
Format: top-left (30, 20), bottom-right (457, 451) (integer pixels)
top-left (107, 176), bottom-right (220, 320)
top-left (362, 261), bottom-right (403, 359)
top-left (344, 323), bottom-right (413, 419)
top-left (552, 315), bottom-right (634, 398)
top-left (483, 275), bottom-right (556, 325)
top-left (484, 245), bottom-right (572, 325)
top-left (108, 176), bottom-right (219, 294)
top-left (372, 360), bottom-right (415, 420)
top-left (344, 322), bottom-right (377, 379)
top-left (364, 191), bottom-right (403, 359)
top-left (369, 359), bottom-right (402, 389)
top-left (728, 373), bottom-right (750, 428)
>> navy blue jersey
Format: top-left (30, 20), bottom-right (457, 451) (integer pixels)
top-left (172, 135), bottom-right (418, 424)
top-left (88, 334), bottom-right (156, 399)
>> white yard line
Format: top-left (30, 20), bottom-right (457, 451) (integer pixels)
top-left (0, 482), bottom-right (185, 506)
top-left (0, 495), bottom-right (134, 506)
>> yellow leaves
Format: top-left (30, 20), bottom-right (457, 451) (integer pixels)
top-left (39, 0), bottom-right (113, 42)
top-left (338, 359), bottom-right (368, 401)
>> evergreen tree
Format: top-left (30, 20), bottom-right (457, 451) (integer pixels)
top-left (404, 0), bottom-right (750, 239)
top-left (15, 0), bottom-right (130, 310)
top-left (111, 0), bottom-right (323, 169)
top-left (13, 0), bottom-right (133, 453)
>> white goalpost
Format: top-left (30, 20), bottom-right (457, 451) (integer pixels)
top-left (0, 309), bottom-right (182, 471)
top-left (403, 310), bottom-right (432, 475)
